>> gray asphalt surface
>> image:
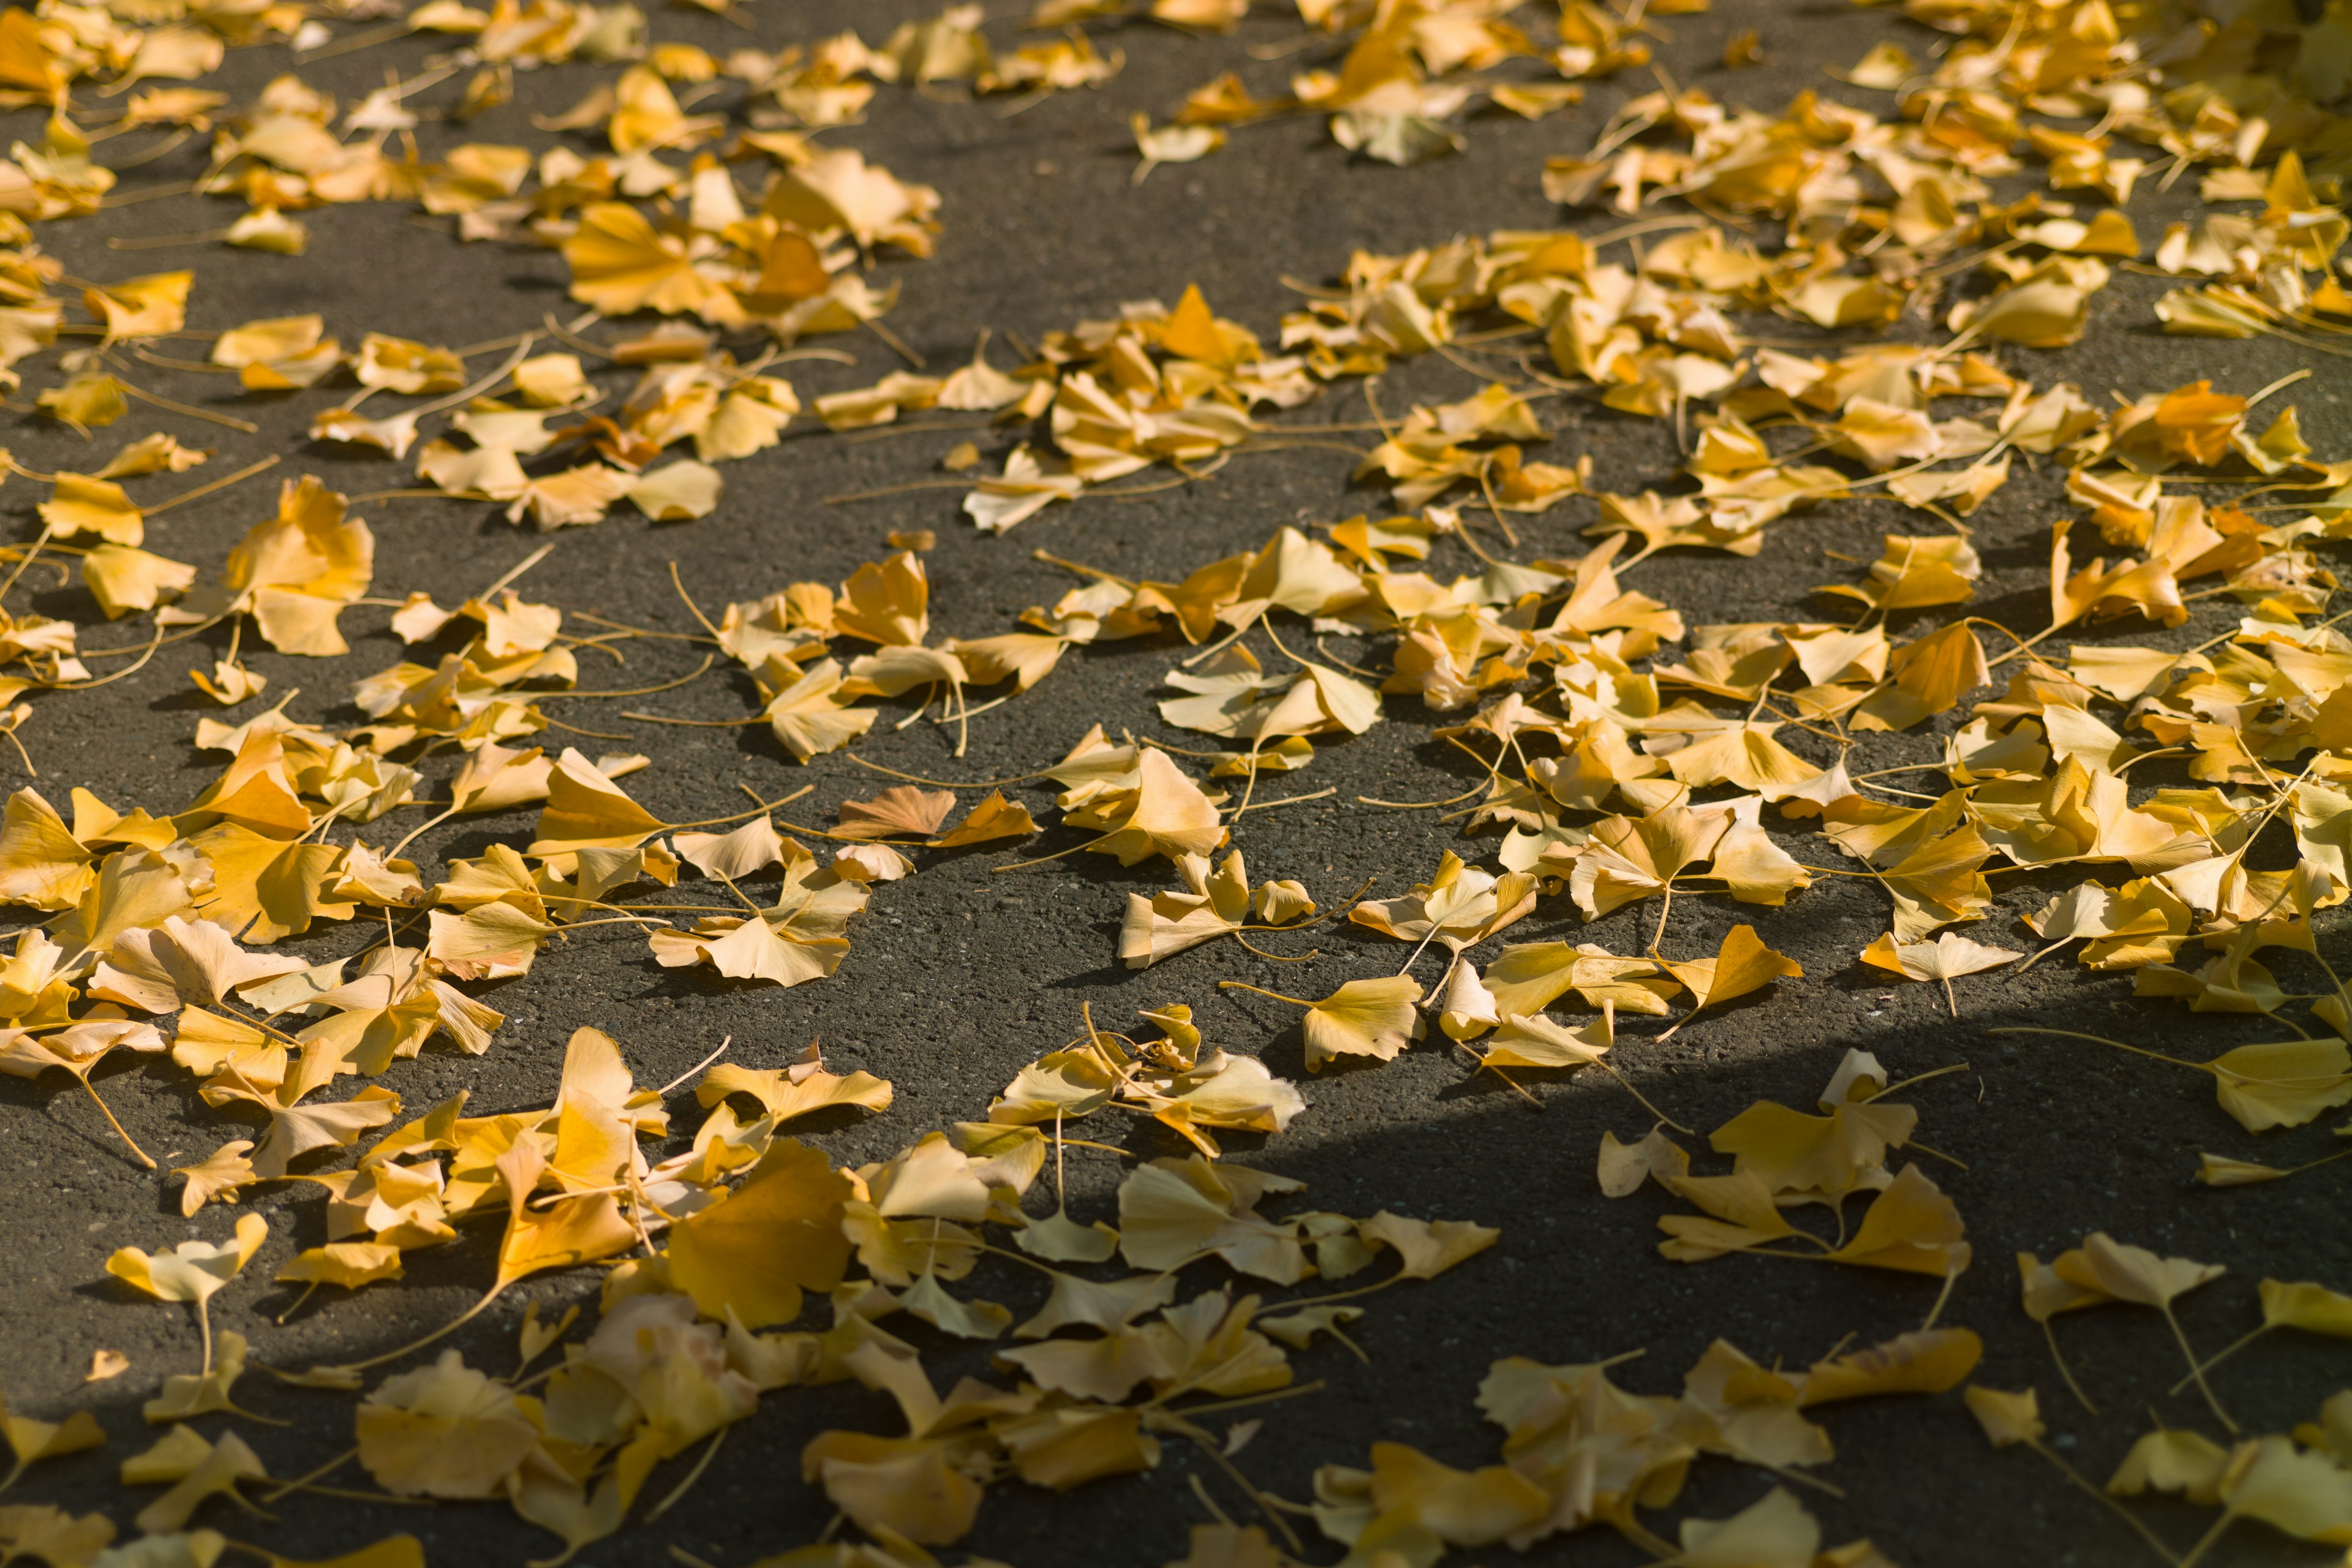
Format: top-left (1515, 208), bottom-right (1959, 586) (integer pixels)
top-left (2, 1), bottom-right (2347, 1564)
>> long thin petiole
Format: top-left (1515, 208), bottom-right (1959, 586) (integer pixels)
top-left (81, 1076), bottom-right (156, 1169)
top-left (1217, 981), bottom-right (1313, 1007)
top-left (2162, 1303), bottom-right (2237, 1433)
top-left (2026, 1439), bottom-right (2183, 1564)
top-left (2045, 1319), bottom-right (2098, 1414)
top-left (2170, 1323), bottom-right (2268, 1395)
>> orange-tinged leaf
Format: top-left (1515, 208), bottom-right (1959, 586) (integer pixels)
top-left (666, 1139), bottom-right (851, 1329)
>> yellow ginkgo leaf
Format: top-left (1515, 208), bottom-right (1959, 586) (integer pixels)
top-left (0, 1392), bottom-right (104, 1480)
top-left (665, 1138), bottom-right (851, 1329)
top-left (1963, 1384), bottom-right (2045, 1448)
top-left (1669, 1485), bottom-right (1821, 1568)
top-left (562, 201), bottom-right (739, 322)
top-left (1660, 925), bottom-right (1801, 1027)
top-left (83, 544), bottom-right (197, 620)
top-left (928, 791), bottom-right (1037, 848)
top-left (83, 271), bottom-right (192, 344)
top-left (1597, 1125), bottom-right (1691, 1197)
top-left (1356, 1212), bottom-right (1498, 1280)
top-left (1359, 1441), bottom-right (1551, 1548)
top-left (1822, 1164), bottom-right (1972, 1278)
top-left (2051, 1232), bottom-right (2233, 1427)
top-left (2258, 1277), bottom-right (2352, 1338)
top-left (0, 1504), bottom-right (115, 1565)
top-left (106, 1213), bottom-right (268, 1378)
top-left (1796, 1328), bottom-right (1981, 1406)
top-left (525, 747), bottom-right (665, 864)
top-left (1075, 748), bottom-right (1227, 867)
top-left (2108, 1427), bottom-right (2231, 1506)
top-left (355, 1350), bottom-right (538, 1499)
top-left (1859, 930), bottom-right (2019, 1015)
top-left (39, 473), bottom-right (143, 548)
top-left (798, 1432), bottom-right (979, 1547)
top-left (1223, 974), bottom-right (1424, 1070)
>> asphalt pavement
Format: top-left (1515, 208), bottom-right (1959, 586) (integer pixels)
top-left (1, 1), bottom-right (2346, 1564)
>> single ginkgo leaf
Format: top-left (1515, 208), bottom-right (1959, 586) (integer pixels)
top-left (834, 785), bottom-right (956, 840)
top-left (275, 1243), bottom-right (402, 1316)
top-left (1660, 925), bottom-right (1801, 1036)
top-left (2052, 1231), bottom-right (2234, 1429)
top-left (1999, 1027), bottom-right (2352, 1133)
top-left (1349, 854), bottom-right (1537, 954)
top-left (142, 1329), bottom-right (260, 1425)
top-left (2108, 1426), bottom-right (2231, 1505)
top-left (0, 1504), bottom-right (115, 1564)
top-left (2206, 1039), bottom-right (2352, 1132)
top-left (928, 791), bottom-right (1037, 848)
top-left (1431, 959), bottom-right (1502, 1046)
top-left (105, 1212), bottom-right (268, 1377)
top-left (1479, 1009), bottom-right (1679, 1125)
top-left (1077, 748), bottom-right (1227, 867)
top-left (1258, 1303), bottom-right (1367, 1359)
top-left (2181, 1278), bottom-right (2352, 1394)
top-left (1963, 1384), bottom-right (2044, 1449)
top-left (666, 1138), bottom-right (852, 1329)
top-left (1222, 975), bottom-right (1425, 1071)
top-left (1357, 1212), bottom-right (1499, 1280)
top-left (1354, 1441), bottom-right (1551, 1549)
top-left (1859, 930), bottom-right (2019, 1015)
top-left (1013, 1206), bottom-right (1120, 1265)
top-left (1822, 1164), bottom-right (1972, 1278)
top-left (1597, 1125), bottom-right (1691, 1197)
top-left (1132, 113), bottom-right (1225, 184)
top-left (1796, 1329), bottom-right (1982, 1406)
top-left (2214, 1434), bottom-right (2352, 1547)
top-left (1709, 1095), bottom-right (1918, 1200)
top-left (525, 748), bottom-right (665, 864)
top-left (800, 1431), bottom-right (981, 1548)
top-left (131, 1428), bottom-right (266, 1534)
top-left (896, 1272), bottom-right (1012, 1340)
top-left (1116, 1157), bottom-right (1308, 1284)
top-left (2053, 1232), bottom-right (2226, 1309)
top-left (650, 910), bottom-right (850, 990)
top-left (0, 1016), bottom-right (170, 1168)
top-left (696, 1045), bottom-right (892, 1128)
top-left (90, 914), bottom-right (306, 1013)
top-left (2256, 1277), bottom-right (2352, 1338)
top-left (0, 1392), bottom-right (104, 1485)
top-left (1120, 850), bottom-right (1251, 969)
top-left (1668, 1485), bottom-right (1822, 1567)
top-left (671, 816), bottom-right (790, 881)
top-left (355, 1350), bottom-right (537, 1501)
top-left (171, 1140), bottom-right (256, 1218)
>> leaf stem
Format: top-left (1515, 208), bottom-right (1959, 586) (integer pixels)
top-left (2026, 1439), bottom-right (2182, 1564)
top-left (81, 1076), bottom-right (156, 1168)
top-left (2169, 1323), bottom-right (2267, 1396)
top-left (644, 1425), bottom-right (727, 1520)
top-left (2160, 1302), bottom-right (2236, 1433)
top-left (2039, 1318), bottom-right (2097, 1415)
top-left (2174, 1509), bottom-right (2236, 1568)
top-left (1216, 980), bottom-right (1313, 1008)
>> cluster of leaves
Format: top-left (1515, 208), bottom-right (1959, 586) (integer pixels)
top-left (2, 0), bottom-right (2352, 1565)
top-left (1121, 0), bottom-right (1657, 174)
top-left (29, 1012), bottom-right (1504, 1562)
